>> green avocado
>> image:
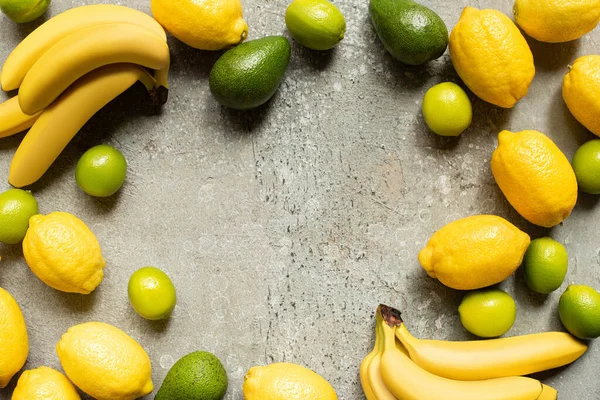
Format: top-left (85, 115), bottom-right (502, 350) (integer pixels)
top-left (369, 0), bottom-right (448, 65)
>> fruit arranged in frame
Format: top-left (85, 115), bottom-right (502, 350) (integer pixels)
top-left (458, 289), bottom-right (517, 338)
top-left (243, 362), bottom-right (337, 399)
top-left (285, 0), bottom-right (346, 51)
top-left (209, 36), bottom-right (291, 110)
top-left (375, 305), bottom-right (558, 400)
top-left (563, 55), bottom-right (600, 137)
top-left (0, 4), bottom-right (167, 91)
top-left (9, 64), bottom-right (156, 188)
top-left (449, 7), bottom-right (535, 108)
top-left (57, 322), bottom-right (153, 400)
top-left (0, 97), bottom-right (40, 138)
top-left (151, 0), bottom-right (247, 50)
top-left (514, 0), bottom-right (600, 43)
top-left (12, 366), bottom-right (81, 400)
top-left (523, 237), bottom-right (568, 294)
top-left (0, 188), bottom-right (38, 245)
top-left (418, 215), bottom-right (530, 290)
top-left (572, 140), bottom-right (600, 194)
top-left (559, 285), bottom-right (600, 339)
top-left (23, 212), bottom-right (105, 294)
top-left (491, 130), bottom-right (578, 227)
top-left (128, 266), bottom-right (177, 320)
top-left (0, 287), bottom-right (28, 388)
top-left (155, 351), bottom-right (228, 400)
top-left (422, 82), bottom-right (472, 137)
top-left (76, 145), bottom-right (127, 198)
top-left (0, 0), bottom-right (50, 24)
top-left (369, 0), bottom-right (448, 65)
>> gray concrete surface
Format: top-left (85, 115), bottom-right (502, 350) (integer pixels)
top-left (1, 0), bottom-right (599, 398)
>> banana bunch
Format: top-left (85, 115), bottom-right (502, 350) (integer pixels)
top-left (0, 4), bottom-right (170, 188)
top-left (361, 305), bottom-right (588, 400)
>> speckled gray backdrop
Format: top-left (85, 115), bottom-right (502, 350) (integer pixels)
top-left (0, 0), bottom-right (599, 398)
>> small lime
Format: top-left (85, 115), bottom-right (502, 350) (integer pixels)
top-left (523, 237), bottom-right (568, 294)
top-left (75, 145), bottom-right (127, 197)
top-left (285, 0), bottom-right (346, 51)
top-left (558, 284), bottom-right (600, 339)
top-left (0, 189), bottom-right (38, 244)
top-left (422, 82), bottom-right (472, 137)
top-left (458, 289), bottom-right (516, 338)
top-left (572, 139), bottom-right (600, 194)
top-left (128, 267), bottom-right (177, 320)
top-left (0, 0), bottom-right (50, 23)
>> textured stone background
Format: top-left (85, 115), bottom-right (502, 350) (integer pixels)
top-left (1, 0), bottom-right (600, 398)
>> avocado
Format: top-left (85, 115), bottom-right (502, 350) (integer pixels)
top-left (209, 36), bottom-right (291, 110)
top-left (369, 0), bottom-right (448, 65)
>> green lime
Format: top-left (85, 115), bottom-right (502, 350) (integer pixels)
top-left (128, 267), bottom-right (176, 320)
top-left (0, 0), bottom-right (50, 23)
top-left (0, 189), bottom-right (38, 244)
top-left (458, 289), bottom-right (516, 338)
top-left (155, 351), bottom-right (228, 400)
top-left (559, 284), bottom-right (600, 339)
top-left (522, 237), bottom-right (568, 294)
top-left (285, 0), bottom-right (346, 51)
top-left (75, 145), bottom-right (127, 197)
top-left (572, 139), bottom-right (600, 194)
top-left (422, 82), bottom-right (472, 137)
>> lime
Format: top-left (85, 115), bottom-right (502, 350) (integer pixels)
top-left (572, 139), bottom-right (600, 194)
top-left (522, 237), bottom-right (568, 294)
top-left (422, 82), bottom-right (472, 137)
top-left (128, 267), bottom-right (176, 320)
top-left (75, 145), bottom-right (127, 197)
top-left (285, 0), bottom-right (346, 51)
top-left (0, 0), bottom-right (50, 23)
top-left (558, 285), bottom-right (600, 339)
top-left (0, 189), bottom-right (38, 244)
top-left (458, 289), bottom-right (516, 338)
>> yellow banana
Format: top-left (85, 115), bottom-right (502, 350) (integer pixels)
top-left (396, 323), bottom-right (587, 381)
top-left (9, 64), bottom-right (155, 188)
top-left (367, 313), bottom-right (397, 400)
top-left (0, 97), bottom-right (40, 138)
top-left (1, 4), bottom-right (166, 91)
top-left (377, 305), bottom-right (557, 400)
top-left (360, 325), bottom-right (378, 400)
top-left (18, 23), bottom-right (170, 116)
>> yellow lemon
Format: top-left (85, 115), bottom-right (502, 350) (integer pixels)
top-left (514, 0), bottom-right (600, 43)
top-left (243, 362), bottom-right (338, 400)
top-left (151, 0), bottom-right (248, 50)
top-left (491, 130), bottom-right (578, 227)
top-left (22, 212), bottom-right (105, 294)
top-left (0, 287), bottom-right (28, 388)
top-left (418, 215), bottom-right (530, 290)
top-left (563, 55), bottom-right (600, 136)
top-left (449, 7), bottom-right (535, 108)
top-left (57, 322), bottom-right (153, 400)
top-left (12, 366), bottom-right (81, 400)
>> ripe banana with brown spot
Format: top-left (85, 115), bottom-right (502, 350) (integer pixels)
top-left (0, 97), bottom-right (40, 138)
top-left (0, 4), bottom-right (166, 91)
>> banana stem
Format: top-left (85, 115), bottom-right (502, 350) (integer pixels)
top-left (379, 304), bottom-right (404, 328)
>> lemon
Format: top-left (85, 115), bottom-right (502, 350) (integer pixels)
top-left (422, 82), bottom-right (472, 137)
top-left (514, 0), bottom-right (600, 43)
top-left (563, 55), bottom-right (600, 137)
top-left (523, 238), bottom-right (568, 294)
top-left (243, 362), bottom-right (338, 400)
top-left (57, 322), bottom-right (153, 400)
top-left (449, 7), bottom-right (535, 108)
top-left (418, 215), bottom-right (530, 290)
top-left (285, 0), bottom-right (346, 51)
top-left (572, 140), bottom-right (600, 194)
top-left (151, 0), bottom-right (248, 51)
top-left (491, 130), bottom-right (578, 228)
top-left (0, 287), bottom-right (28, 388)
top-left (558, 285), bottom-right (600, 339)
top-left (0, 0), bottom-right (50, 23)
top-left (0, 188), bottom-right (38, 245)
top-left (22, 212), bottom-right (105, 294)
top-left (12, 366), bottom-right (81, 400)
top-left (458, 289), bottom-right (517, 338)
